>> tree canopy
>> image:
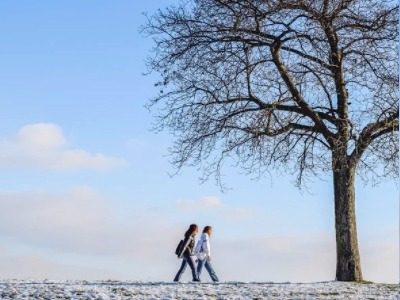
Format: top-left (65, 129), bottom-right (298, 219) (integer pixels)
top-left (143, 0), bottom-right (398, 187)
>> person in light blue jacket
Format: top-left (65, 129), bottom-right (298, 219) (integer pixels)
top-left (195, 226), bottom-right (219, 282)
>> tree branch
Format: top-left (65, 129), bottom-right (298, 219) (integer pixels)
top-left (351, 110), bottom-right (399, 161)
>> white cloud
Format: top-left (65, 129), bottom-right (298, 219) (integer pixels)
top-left (0, 123), bottom-right (126, 170)
top-left (17, 123), bottom-right (67, 148)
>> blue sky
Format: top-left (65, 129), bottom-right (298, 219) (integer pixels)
top-left (0, 0), bottom-right (398, 283)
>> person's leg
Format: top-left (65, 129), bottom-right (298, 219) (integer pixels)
top-left (186, 256), bottom-right (200, 281)
top-left (173, 259), bottom-right (187, 282)
top-left (196, 258), bottom-right (205, 278)
top-left (205, 260), bottom-right (219, 282)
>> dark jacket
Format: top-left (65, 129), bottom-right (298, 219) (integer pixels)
top-left (177, 231), bottom-right (195, 258)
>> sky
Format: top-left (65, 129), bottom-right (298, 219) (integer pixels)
top-left (0, 0), bottom-right (398, 284)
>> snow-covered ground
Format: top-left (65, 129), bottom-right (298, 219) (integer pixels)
top-left (0, 280), bottom-right (398, 299)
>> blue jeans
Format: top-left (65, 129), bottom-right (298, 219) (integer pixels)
top-left (197, 258), bottom-right (219, 282)
top-left (173, 254), bottom-right (199, 282)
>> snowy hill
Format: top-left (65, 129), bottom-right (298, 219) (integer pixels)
top-left (0, 280), bottom-right (398, 299)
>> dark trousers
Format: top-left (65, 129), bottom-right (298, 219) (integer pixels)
top-left (173, 254), bottom-right (199, 281)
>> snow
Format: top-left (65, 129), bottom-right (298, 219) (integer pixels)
top-left (0, 280), bottom-right (398, 299)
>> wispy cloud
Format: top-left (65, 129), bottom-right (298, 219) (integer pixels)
top-left (223, 207), bottom-right (256, 221)
top-left (214, 232), bottom-right (399, 283)
top-left (0, 187), bottom-right (111, 253)
top-left (0, 123), bottom-right (126, 170)
top-left (0, 188), bottom-right (176, 257)
top-left (0, 189), bottom-right (396, 283)
top-left (0, 187), bottom-right (183, 279)
top-left (359, 229), bottom-right (400, 283)
top-left (176, 196), bottom-right (256, 221)
top-left (176, 196), bottom-right (222, 209)
top-left (126, 138), bottom-right (147, 150)
top-left (0, 245), bottom-right (119, 280)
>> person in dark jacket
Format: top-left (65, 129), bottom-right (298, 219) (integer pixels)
top-left (173, 224), bottom-right (200, 282)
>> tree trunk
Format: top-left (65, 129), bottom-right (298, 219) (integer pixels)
top-left (333, 155), bottom-right (363, 281)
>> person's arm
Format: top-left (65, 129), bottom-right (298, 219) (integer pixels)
top-left (204, 235), bottom-right (211, 260)
top-left (178, 235), bottom-right (192, 258)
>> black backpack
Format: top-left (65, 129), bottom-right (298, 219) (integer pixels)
top-left (175, 239), bottom-right (184, 256)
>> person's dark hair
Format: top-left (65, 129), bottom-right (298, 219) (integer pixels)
top-left (203, 226), bottom-right (212, 233)
top-left (186, 224), bottom-right (198, 235)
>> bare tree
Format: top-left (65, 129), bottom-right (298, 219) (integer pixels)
top-left (142, 0), bottom-right (398, 281)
